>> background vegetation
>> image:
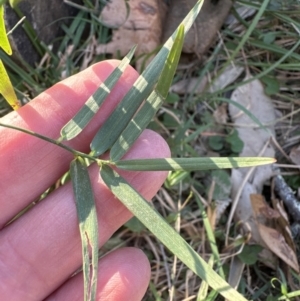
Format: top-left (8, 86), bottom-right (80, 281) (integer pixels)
top-left (1, 0), bottom-right (300, 300)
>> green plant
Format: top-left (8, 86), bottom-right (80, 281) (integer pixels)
top-left (0, 1), bottom-right (276, 301)
top-left (0, 2), bottom-right (20, 109)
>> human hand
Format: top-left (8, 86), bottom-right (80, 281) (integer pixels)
top-left (0, 61), bottom-right (170, 301)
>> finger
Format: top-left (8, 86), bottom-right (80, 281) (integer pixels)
top-left (45, 247), bottom-right (150, 301)
top-left (0, 129), bottom-right (170, 301)
top-left (0, 61), bottom-right (139, 227)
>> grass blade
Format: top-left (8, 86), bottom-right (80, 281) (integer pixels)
top-left (0, 6), bottom-right (21, 110)
top-left (194, 192), bottom-right (225, 278)
top-left (0, 59), bottom-right (21, 110)
top-left (90, 0), bottom-right (205, 157)
top-left (60, 46), bottom-right (136, 141)
top-left (114, 157), bottom-right (276, 171)
top-left (217, 97), bottom-right (268, 131)
top-left (110, 24), bottom-right (185, 161)
top-left (109, 90), bottom-right (164, 161)
top-left (216, 0), bottom-right (271, 76)
top-left (100, 165), bottom-right (248, 301)
top-left (154, 24), bottom-right (185, 98)
top-left (0, 5), bottom-right (12, 55)
top-left (197, 255), bottom-right (214, 301)
top-left (70, 158), bottom-right (99, 301)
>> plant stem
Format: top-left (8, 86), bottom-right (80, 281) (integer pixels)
top-left (0, 122), bottom-right (98, 162)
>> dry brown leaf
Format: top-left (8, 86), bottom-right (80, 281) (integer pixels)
top-left (213, 103), bottom-right (228, 124)
top-left (272, 198), bottom-right (296, 256)
top-left (207, 204), bottom-right (217, 232)
top-left (258, 223), bottom-right (299, 272)
top-left (251, 194), bottom-right (280, 222)
top-left (96, 0), bottom-right (167, 71)
top-left (162, 0), bottom-right (232, 58)
top-left (270, 195), bottom-right (300, 288)
top-left (250, 194), bottom-right (299, 272)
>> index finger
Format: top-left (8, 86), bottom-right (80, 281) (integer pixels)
top-left (0, 60), bottom-right (139, 227)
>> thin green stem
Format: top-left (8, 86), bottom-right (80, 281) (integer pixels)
top-left (0, 122), bottom-right (99, 162)
top-left (221, 0), bottom-right (270, 72)
top-left (13, 6), bottom-right (44, 56)
top-left (206, 0), bottom-right (270, 91)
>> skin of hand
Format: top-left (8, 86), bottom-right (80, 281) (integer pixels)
top-left (0, 60), bottom-right (170, 301)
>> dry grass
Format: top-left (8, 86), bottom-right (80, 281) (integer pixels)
top-left (1, 0), bottom-right (300, 300)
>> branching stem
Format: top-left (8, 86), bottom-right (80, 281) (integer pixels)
top-left (0, 122), bottom-right (103, 163)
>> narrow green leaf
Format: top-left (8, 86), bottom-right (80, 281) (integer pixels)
top-left (100, 165), bottom-right (248, 301)
top-left (195, 193), bottom-right (225, 278)
top-left (155, 24), bottom-right (185, 98)
top-left (0, 59), bottom-right (21, 110)
top-left (0, 5), bottom-right (20, 110)
top-left (9, 0), bottom-right (23, 8)
top-left (90, 0), bottom-right (205, 157)
top-left (70, 158), bottom-right (99, 301)
top-left (216, 0), bottom-right (270, 76)
top-left (114, 157), bottom-right (276, 171)
top-left (197, 255), bottom-right (214, 301)
top-left (109, 90), bottom-right (164, 161)
top-left (60, 46), bottom-right (136, 141)
top-left (110, 24), bottom-right (185, 161)
top-left (0, 5), bottom-right (12, 55)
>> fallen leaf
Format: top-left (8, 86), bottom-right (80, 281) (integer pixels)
top-left (229, 75), bottom-right (276, 190)
top-left (258, 223), bottom-right (299, 272)
top-left (251, 194), bottom-right (280, 222)
top-left (271, 188), bottom-right (300, 287)
top-left (209, 65), bottom-right (244, 93)
top-left (96, 0), bottom-right (167, 71)
top-left (162, 0), bottom-right (232, 58)
top-left (271, 197), bottom-right (296, 258)
top-left (170, 76), bottom-right (208, 94)
top-left (250, 194), bottom-right (299, 272)
top-left (258, 224), bottom-right (299, 273)
top-left (228, 76), bottom-right (277, 267)
top-left (170, 65), bottom-right (244, 94)
top-left (213, 103), bottom-right (228, 124)
top-left (225, 3), bottom-right (257, 29)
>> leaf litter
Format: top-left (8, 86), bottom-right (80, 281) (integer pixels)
top-left (225, 74), bottom-right (299, 283)
top-left (251, 194), bottom-right (299, 272)
top-left (96, 0), bottom-right (167, 71)
top-left (162, 0), bottom-right (232, 58)
top-left (170, 64), bottom-right (244, 94)
top-left (1, 0), bottom-right (299, 300)
top-left (96, 0), bottom-right (233, 71)
top-left (91, 2), bottom-right (300, 295)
